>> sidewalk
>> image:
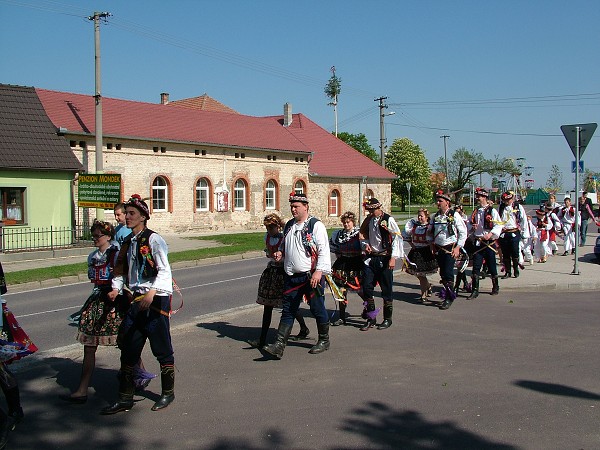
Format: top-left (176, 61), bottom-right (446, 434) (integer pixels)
top-left (2, 231), bottom-right (599, 294)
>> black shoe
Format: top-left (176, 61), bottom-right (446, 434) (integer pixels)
top-left (100, 399), bottom-right (134, 415)
top-left (246, 339), bottom-right (265, 348)
top-left (360, 319), bottom-right (375, 331)
top-left (562, 251), bottom-right (568, 256)
top-left (151, 394), bottom-right (175, 411)
top-left (331, 318), bottom-right (345, 326)
top-left (59, 394), bottom-right (88, 404)
top-left (377, 319), bottom-right (392, 330)
top-left (288, 327), bottom-right (310, 341)
top-left (571, 249), bottom-right (576, 254)
top-left (500, 273), bottom-right (511, 279)
top-left (466, 290), bottom-right (479, 300)
top-left (439, 299), bottom-right (453, 310)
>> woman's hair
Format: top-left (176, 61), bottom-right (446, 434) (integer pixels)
top-left (91, 220), bottom-right (115, 238)
top-left (340, 211), bottom-right (356, 224)
top-left (263, 213), bottom-right (284, 229)
top-left (417, 208), bottom-right (430, 219)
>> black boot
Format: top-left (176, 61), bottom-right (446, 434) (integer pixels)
top-left (377, 301), bottom-right (393, 329)
top-left (308, 323), bottom-right (330, 354)
top-left (439, 283), bottom-right (456, 310)
top-left (360, 299), bottom-right (377, 331)
top-left (467, 276), bottom-right (479, 300)
top-left (100, 365), bottom-right (135, 415)
top-left (331, 303), bottom-right (346, 326)
top-left (512, 258), bottom-right (520, 278)
top-left (287, 325), bottom-right (310, 341)
top-left (151, 364), bottom-right (175, 411)
top-left (500, 258), bottom-right (512, 279)
top-left (263, 322), bottom-right (293, 359)
top-left (491, 276), bottom-right (499, 295)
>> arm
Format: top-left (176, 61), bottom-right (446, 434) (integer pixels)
top-left (311, 221), bottom-right (331, 287)
top-left (387, 216), bottom-right (404, 269)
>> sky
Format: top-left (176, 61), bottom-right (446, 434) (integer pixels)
top-left (1, 0), bottom-right (599, 192)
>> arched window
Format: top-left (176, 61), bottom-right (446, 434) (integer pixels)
top-left (265, 180), bottom-right (277, 210)
top-left (196, 178), bottom-right (210, 211)
top-left (233, 178), bottom-right (247, 211)
top-left (329, 189), bottom-right (340, 216)
top-left (294, 180), bottom-right (306, 195)
top-left (152, 176), bottom-right (168, 211)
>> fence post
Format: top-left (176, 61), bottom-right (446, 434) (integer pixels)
top-left (50, 225), bottom-right (53, 250)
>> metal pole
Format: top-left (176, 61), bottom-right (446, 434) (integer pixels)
top-left (573, 126), bottom-right (581, 275)
top-left (375, 97), bottom-right (387, 168)
top-left (441, 135), bottom-right (450, 190)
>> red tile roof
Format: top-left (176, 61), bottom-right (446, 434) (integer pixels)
top-left (167, 94), bottom-right (239, 114)
top-left (35, 88), bottom-right (396, 180)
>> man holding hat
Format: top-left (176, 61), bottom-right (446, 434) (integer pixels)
top-left (102, 194), bottom-right (175, 414)
top-left (264, 193), bottom-right (332, 358)
top-left (498, 191), bottom-right (529, 278)
top-left (467, 187), bottom-right (503, 299)
top-left (427, 190), bottom-right (467, 310)
top-left (358, 198), bottom-right (403, 330)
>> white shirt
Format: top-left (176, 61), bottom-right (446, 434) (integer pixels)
top-left (282, 218), bottom-right (331, 276)
top-left (362, 214), bottom-right (403, 258)
top-left (499, 202), bottom-right (530, 239)
top-left (470, 206), bottom-right (503, 239)
top-left (428, 209), bottom-right (467, 247)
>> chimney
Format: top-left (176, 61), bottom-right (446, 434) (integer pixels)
top-left (283, 102), bottom-right (292, 127)
top-left (160, 92), bottom-right (170, 105)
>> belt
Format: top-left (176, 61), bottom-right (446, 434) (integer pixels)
top-left (503, 228), bottom-right (518, 233)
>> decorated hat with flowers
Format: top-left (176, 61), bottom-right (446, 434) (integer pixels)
top-left (363, 198), bottom-right (382, 210)
top-left (126, 194), bottom-right (150, 219)
top-left (435, 190), bottom-right (452, 202)
top-left (474, 187), bottom-right (489, 198)
top-left (289, 192), bottom-right (309, 204)
top-left (501, 190), bottom-right (515, 201)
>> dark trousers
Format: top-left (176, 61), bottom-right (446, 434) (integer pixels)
top-left (120, 295), bottom-right (174, 367)
top-left (472, 243), bottom-right (498, 277)
top-left (436, 249), bottom-right (455, 284)
top-left (281, 273), bottom-right (328, 326)
top-left (499, 231), bottom-right (521, 259)
top-left (362, 255), bottom-right (393, 302)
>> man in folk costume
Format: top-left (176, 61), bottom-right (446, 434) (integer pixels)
top-left (427, 190), bottom-right (467, 310)
top-left (466, 188), bottom-right (503, 299)
top-left (264, 193), bottom-right (332, 358)
top-left (102, 194), bottom-right (175, 414)
top-left (498, 190), bottom-right (529, 278)
top-left (358, 198), bottom-right (403, 330)
top-left (559, 196), bottom-right (579, 256)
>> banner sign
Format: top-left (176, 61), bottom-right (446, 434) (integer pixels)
top-left (78, 174), bottom-right (122, 208)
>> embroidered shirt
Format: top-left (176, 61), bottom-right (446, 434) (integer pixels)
top-left (403, 219), bottom-right (429, 248)
top-left (282, 218), bottom-right (331, 276)
top-left (470, 206), bottom-right (503, 239)
top-left (428, 209), bottom-right (467, 247)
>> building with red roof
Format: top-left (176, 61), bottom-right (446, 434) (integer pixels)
top-left (7, 84), bottom-right (396, 232)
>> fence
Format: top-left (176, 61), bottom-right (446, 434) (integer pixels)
top-left (0, 225), bottom-right (91, 253)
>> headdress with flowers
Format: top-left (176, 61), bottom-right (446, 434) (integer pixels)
top-left (289, 192), bottom-right (309, 204)
top-left (126, 194), bottom-right (150, 219)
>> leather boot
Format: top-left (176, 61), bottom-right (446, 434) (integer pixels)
top-left (500, 258), bottom-right (512, 279)
top-left (512, 258), bottom-right (520, 278)
top-left (491, 276), bottom-right (499, 295)
top-left (288, 325), bottom-right (310, 341)
top-left (100, 365), bottom-right (135, 415)
top-left (360, 299), bottom-right (377, 331)
top-left (308, 323), bottom-right (330, 354)
top-left (439, 283), bottom-right (456, 310)
top-left (151, 364), bottom-right (175, 411)
top-left (377, 301), bottom-right (393, 329)
top-left (263, 322), bottom-right (293, 359)
top-left (467, 276), bottom-right (479, 300)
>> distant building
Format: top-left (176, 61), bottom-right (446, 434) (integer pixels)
top-left (32, 86), bottom-right (396, 233)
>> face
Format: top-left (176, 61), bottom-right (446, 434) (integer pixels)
top-left (564, 199), bottom-right (571, 207)
top-left (114, 207), bottom-right (126, 225)
top-left (417, 211), bottom-right (428, 223)
top-left (476, 194), bottom-right (487, 206)
top-left (125, 206), bottom-right (146, 230)
top-left (341, 217), bottom-right (354, 231)
top-left (266, 224), bottom-right (279, 236)
top-left (92, 231), bottom-right (110, 249)
top-left (290, 201), bottom-right (309, 221)
top-left (370, 208), bottom-right (383, 218)
top-left (436, 198), bottom-right (450, 210)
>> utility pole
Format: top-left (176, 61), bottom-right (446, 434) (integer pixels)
top-left (89, 11), bottom-right (111, 220)
top-left (440, 135), bottom-right (450, 190)
top-left (375, 96), bottom-right (389, 168)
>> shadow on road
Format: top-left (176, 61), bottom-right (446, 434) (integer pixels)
top-left (513, 379), bottom-right (600, 400)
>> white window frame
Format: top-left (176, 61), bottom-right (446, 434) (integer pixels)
top-left (234, 179), bottom-right (246, 210)
top-left (265, 180), bottom-right (276, 210)
top-left (196, 178), bottom-right (209, 211)
top-left (329, 190), bottom-right (339, 216)
top-left (152, 176), bottom-right (168, 211)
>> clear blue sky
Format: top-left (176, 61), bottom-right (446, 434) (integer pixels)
top-left (1, 0), bottom-right (599, 191)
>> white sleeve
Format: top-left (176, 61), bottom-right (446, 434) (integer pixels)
top-left (313, 221), bottom-right (332, 274)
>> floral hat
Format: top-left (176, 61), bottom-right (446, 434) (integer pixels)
top-left (289, 193), bottom-right (309, 204)
top-left (435, 190), bottom-right (451, 202)
top-left (363, 198), bottom-right (382, 210)
top-left (474, 187), bottom-right (489, 198)
top-left (126, 194), bottom-right (150, 219)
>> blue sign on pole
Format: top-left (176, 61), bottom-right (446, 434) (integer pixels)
top-left (571, 160), bottom-right (584, 173)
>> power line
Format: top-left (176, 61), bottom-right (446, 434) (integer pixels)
top-left (386, 121), bottom-right (562, 137)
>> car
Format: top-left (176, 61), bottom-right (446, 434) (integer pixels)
top-left (594, 235), bottom-right (600, 262)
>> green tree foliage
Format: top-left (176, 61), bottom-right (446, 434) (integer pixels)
top-left (545, 164), bottom-right (563, 193)
top-left (433, 148), bottom-right (517, 203)
top-left (324, 72), bottom-right (341, 101)
top-left (583, 169), bottom-right (599, 192)
top-left (336, 132), bottom-right (380, 163)
top-left (385, 138), bottom-right (432, 210)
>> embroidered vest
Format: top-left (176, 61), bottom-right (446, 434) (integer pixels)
top-left (471, 206), bottom-right (495, 232)
top-left (114, 228), bottom-right (159, 281)
top-left (359, 212), bottom-right (393, 249)
top-left (433, 209), bottom-right (456, 237)
top-left (283, 216), bottom-right (320, 270)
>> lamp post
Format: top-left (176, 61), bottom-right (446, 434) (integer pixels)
top-left (441, 135), bottom-right (450, 190)
top-left (406, 182), bottom-right (412, 218)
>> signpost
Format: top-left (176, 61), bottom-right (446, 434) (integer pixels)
top-left (560, 123), bottom-right (597, 275)
top-left (406, 182), bottom-right (412, 218)
top-left (78, 174), bottom-right (122, 209)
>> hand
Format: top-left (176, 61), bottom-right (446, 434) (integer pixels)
top-left (107, 289), bottom-right (119, 301)
top-left (364, 244), bottom-right (373, 254)
top-left (388, 258), bottom-right (396, 270)
top-left (451, 246), bottom-right (461, 259)
top-left (310, 270), bottom-right (322, 288)
top-left (137, 289), bottom-right (156, 311)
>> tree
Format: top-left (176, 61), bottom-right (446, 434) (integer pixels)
top-left (545, 164), bottom-right (563, 193)
top-left (324, 67), bottom-right (341, 136)
top-left (433, 148), bottom-right (517, 203)
top-left (385, 138), bottom-right (432, 210)
top-left (336, 132), bottom-right (380, 163)
top-left (583, 169), bottom-right (599, 193)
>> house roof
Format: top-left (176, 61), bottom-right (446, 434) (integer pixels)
top-left (0, 84), bottom-right (83, 171)
top-left (35, 87), bottom-right (396, 180)
top-left (167, 94), bottom-right (240, 114)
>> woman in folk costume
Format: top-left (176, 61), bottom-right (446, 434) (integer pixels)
top-left (521, 215), bottom-right (537, 265)
top-left (403, 208), bottom-right (438, 302)
top-left (533, 209), bottom-right (552, 263)
top-left (247, 214), bottom-right (310, 348)
top-left (329, 211), bottom-right (365, 325)
top-left (0, 261), bottom-right (38, 448)
top-left (545, 194), bottom-right (561, 255)
top-left (559, 197), bottom-right (579, 256)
